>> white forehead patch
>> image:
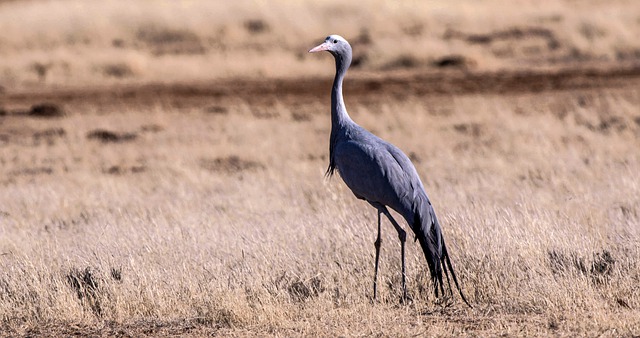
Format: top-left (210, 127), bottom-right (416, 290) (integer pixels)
top-left (326, 34), bottom-right (346, 42)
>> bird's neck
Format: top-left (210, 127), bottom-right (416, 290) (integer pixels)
top-left (326, 52), bottom-right (352, 177)
top-left (331, 55), bottom-right (352, 130)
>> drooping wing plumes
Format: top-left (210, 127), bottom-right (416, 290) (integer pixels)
top-left (412, 197), bottom-right (471, 306)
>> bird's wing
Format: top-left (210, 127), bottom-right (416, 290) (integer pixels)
top-left (333, 132), bottom-right (425, 220)
top-left (383, 143), bottom-right (426, 201)
top-left (384, 143), bottom-right (446, 291)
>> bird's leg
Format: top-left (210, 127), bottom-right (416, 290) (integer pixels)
top-left (399, 229), bottom-right (407, 302)
top-left (380, 207), bottom-right (408, 302)
top-left (373, 210), bottom-right (382, 301)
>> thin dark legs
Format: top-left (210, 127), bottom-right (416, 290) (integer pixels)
top-left (373, 210), bottom-right (382, 300)
top-left (370, 203), bottom-right (408, 301)
top-left (381, 207), bottom-right (408, 301)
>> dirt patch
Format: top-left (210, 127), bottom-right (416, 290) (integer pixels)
top-left (136, 26), bottom-right (205, 55)
top-left (104, 165), bottom-right (146, 175)
top-left (9, 167), bottom-right (54, 177)
top-left (291, 111), bottom-right (312, 122)
top-left (32, 128), bottom-right (66, 145)
top-left (445, 26), bottom-right (559, 50)
top-left (433, 55), bottom-right (475, 69)
top-left (244, 19), bottom-right (269, 34)
top-left (453, 123), bottom-right (484, 138)
top-left (382, 55), bottom-right (422, 70)
top-left (205, 105), bottom-right (228, 115)
top-left (6, 66), bottom-right (640, 109)
top-left (251, 109), bottom-right (279, 119)
top-left (139, 124), bottom-right (164, 133)
top-left (87, 129), bottom-right (137, 143)
top-left (102, 63), bottom-right (135, 78)
top-left (199, 156), bottom-right (264, 174)
top-left (28, 103), bottom-right (64, 118)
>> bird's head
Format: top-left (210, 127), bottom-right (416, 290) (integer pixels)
top-left (309, 34), bottom-right (351, 58)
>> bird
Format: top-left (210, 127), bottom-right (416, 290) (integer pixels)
top-left (309, 34), bottom-right (471, 306)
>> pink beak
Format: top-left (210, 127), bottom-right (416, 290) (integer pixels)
top-left (309, 42), bottom-right (330, 53)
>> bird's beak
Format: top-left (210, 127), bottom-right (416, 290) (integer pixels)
top-left (309, 42), bottom-right (330, 53)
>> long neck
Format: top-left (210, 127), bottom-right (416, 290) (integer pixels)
top-left (325, 51), bottom-right (352, 177)
top-left (331, 53), bottom-right (352, 129)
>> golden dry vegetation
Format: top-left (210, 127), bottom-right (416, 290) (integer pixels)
top-left (1, 0), bottom-right (640, 336)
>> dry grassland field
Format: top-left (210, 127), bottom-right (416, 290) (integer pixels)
top-left (1, 0), bottom-right (640, 336)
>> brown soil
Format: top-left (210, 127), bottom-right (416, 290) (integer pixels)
top-left (3, 65), bottom-right (640, 109)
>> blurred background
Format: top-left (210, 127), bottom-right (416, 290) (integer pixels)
top-left (1, 0), bottom-right (639, 90)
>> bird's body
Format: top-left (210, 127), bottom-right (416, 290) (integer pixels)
top-left (310, 35), bottom-right (470, 305)
top-left (334, 127), bottom-right (427, 223)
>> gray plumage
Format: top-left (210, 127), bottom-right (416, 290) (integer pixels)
top-left (309, 35), bottom-right (470, 306)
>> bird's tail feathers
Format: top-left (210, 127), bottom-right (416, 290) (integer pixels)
top-left (413, 209), bottom-right (472, 308)
top-left (442, 238), bottom-right (472, 308)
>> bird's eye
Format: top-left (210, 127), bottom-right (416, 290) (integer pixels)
top-left (333, 39), bottom-right (338, 44)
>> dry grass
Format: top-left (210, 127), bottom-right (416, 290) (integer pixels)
top-left (1, 0), bottom-right (640, 90)
top-left (1, 79), bottom-right (640, 335)
top-left (1, 0), bottom-right (640, 336)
